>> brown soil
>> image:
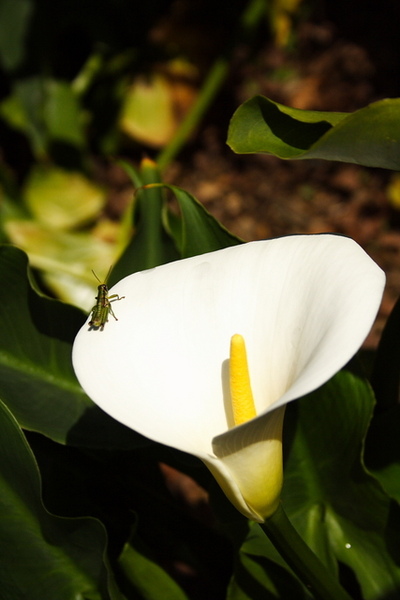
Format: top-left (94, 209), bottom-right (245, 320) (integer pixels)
top-left (158, 17), bottom-right (400, 350)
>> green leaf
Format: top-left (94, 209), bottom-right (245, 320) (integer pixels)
top-left (370, 294), bottom-right (400, 409)
top-left (6, 77), bottom-right (47, 157)
top-left (227, 522), bottom-right (310, 599)
top-left (0, 0), bottom-right (33, 70)
top-left (364, 295), bottom-right (400, 502)
top-left (44, 80), bottom-right (85, 149)
top-left (150, 183), bottom-right (242, 258)
top-left (23, 165), bottom-right (105, 230)
top-left (0, 77), bottom-right (85, 158)
top-left (227, 96), bottom-right (400, 170)
top-left (4, 219), bottom-right (117, 307)
top-left (0, 244), bottom-right (147, 449)
top-left (0, 398), bottom-right (123, 600)
top-left (119, 74), bottom-right (177, 147)
top-left (365, 403), bottom-right (400, 503)
top-left (118, 537), bottom-right (189, 600)
top-left (109, 160), bottom-right (179, 286)
top-left (282, 370), bottom-right (400, 599)
top-left (110, 170), bottom-right (241, 285)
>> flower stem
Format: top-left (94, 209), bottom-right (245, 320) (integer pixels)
top-left (156, 0), bottom-right (267, 170)
top-left (260, 504), bottom-right (353, 600)
top-left (156, 57), bottom-right (228, 170)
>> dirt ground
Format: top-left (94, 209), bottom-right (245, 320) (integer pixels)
top-left (154, 11), bottom-right (400, 351)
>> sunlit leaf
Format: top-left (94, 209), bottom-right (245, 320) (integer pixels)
top-left (119, 74), bottom-right (178, 147)
top-left (23, 165), bottom-right (105, 230)
top-left (0, 244), bottom-right (147, 449)
top-left (4, 219), bottom-right (115, 308)
top-left (228, 96), bottom-right (400, 170)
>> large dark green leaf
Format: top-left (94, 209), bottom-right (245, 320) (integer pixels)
top-left (370, 294), bottom-right (400, 409)
top-left (227, 96), bottom-right (400, 170)
top-left (0, 398), bottom-right (124, 600)
top-left (281, 370), bottom-right (400, 599)
top-left (0, 244), bottom-right (147, 449)
top-left (364, 295), bottom-right (400, 502)
top-left (365, 403), bottom-right (400, 502)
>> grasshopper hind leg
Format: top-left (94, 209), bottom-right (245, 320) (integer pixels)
top-left (108, 294), bottom-right (125, 321)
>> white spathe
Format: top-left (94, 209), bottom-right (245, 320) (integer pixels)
top-left (72, 235), bottom-right (385, 521)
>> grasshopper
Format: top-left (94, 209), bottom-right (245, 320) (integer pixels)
top-left (89, 267), bottom-right (125, 330)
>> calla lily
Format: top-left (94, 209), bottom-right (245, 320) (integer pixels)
top-left (72, 235), bottom-right (385, 522)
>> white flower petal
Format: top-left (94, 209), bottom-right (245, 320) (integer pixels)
top-left (72, 234), bottom-right (384, 462)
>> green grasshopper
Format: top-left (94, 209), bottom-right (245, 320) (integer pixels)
top-left (89, 267), bottom-right (125, 330)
